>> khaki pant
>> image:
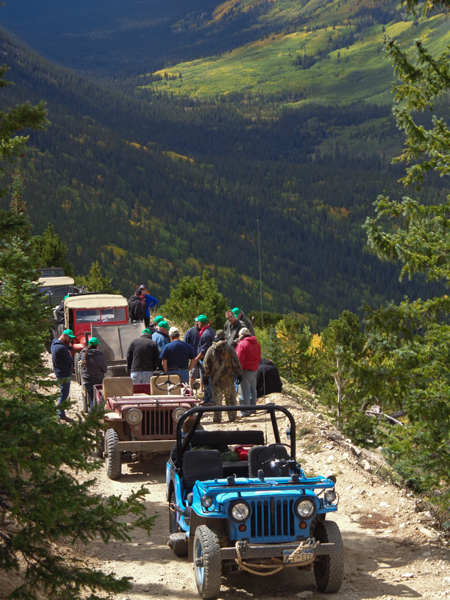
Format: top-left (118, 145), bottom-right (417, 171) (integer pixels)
top-left (212, 385), bottom-right (237, 423)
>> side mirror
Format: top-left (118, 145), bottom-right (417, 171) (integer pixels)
top-left (192, 381), bottom-right (201, 391)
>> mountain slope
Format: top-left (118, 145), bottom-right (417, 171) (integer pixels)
top-left (4, 0), bottom-right (450, 106)
top-left (142, 3), bottom-right (450, 102)
top-left (0, 30), bottom-right (444, 326)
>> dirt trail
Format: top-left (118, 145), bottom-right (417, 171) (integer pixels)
top-left (64, 378), bottom-right (450, 600)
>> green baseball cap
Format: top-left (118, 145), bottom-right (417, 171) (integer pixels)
top-left (154, 316), bottom-right (164, 323)
top-left (232, 307), bottom-right (241, 317)
top-left (89, 337), bottom-right (99, 346)
top-left (158, 320), bottom-right (169, 330)
top-left (195, 314), bottom-right (209, 324)
top-left (62, 329), bottom-right (75, 339)
top-left (142, 328), bottom-right (152, 335)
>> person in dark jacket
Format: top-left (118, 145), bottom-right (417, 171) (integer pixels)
top-left (128, 289), bottom-right (144, 323)
top-left (231, 307), bottom-right (255, 335)
top-left (51, 329), bottom-right (76, 421)
top-left (80, 337), bottom-right (108, 410)
top-left (256, 358), bottom-right (283, 398)
top-left (190, 315), bottom-right (216, 405)
top-left (127, 328), bottom-right (160, 383)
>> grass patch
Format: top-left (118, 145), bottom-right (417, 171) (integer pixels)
top-left (138, 1), bottom-right (450, 105)
top-left (298, 426), bottom-right (311, 437)
top-left (304, 442), bottom-right (322, 453)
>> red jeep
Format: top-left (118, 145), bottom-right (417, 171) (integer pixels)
top-left (93, 374), bottom-right (199, 479)
top-left (58, 294), bottom-right (136, 404)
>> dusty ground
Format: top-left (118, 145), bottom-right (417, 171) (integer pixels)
top-left (23, 372), bottom-right (450, 599)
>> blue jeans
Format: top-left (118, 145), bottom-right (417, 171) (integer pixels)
top-left (168, 369), bottom-right (189, 384)
top-left (130, 371), bottom-right (153, 384)
top-left (239, 370), bottom-right (258, 414)
top-left (84, 383), bottom-right (95, 410)
top-left (57, 380), bottom-right (71, 418)
top-left (200, 361), bottom-right (213, 403)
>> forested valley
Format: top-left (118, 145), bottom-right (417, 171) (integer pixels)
top-left (0, 28), bottom-right (445, 327)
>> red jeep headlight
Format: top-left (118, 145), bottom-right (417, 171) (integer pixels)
top-left (125, 408), bottom-right (143, 425)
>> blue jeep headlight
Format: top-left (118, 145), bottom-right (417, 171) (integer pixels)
top-left (201, 495), bottom-right (213, 508)
top-left (229, 501), bottom-right (251, 522)
top-left (295, 498), bottom-right (316, 519)
top-left (324, 490), bottom-right (336, 504)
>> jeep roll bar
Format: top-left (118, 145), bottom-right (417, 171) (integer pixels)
top-left (175, 404), bottom-right (296, 470)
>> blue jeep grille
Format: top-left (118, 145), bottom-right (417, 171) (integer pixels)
top-left (250, 499), bottom-right (295, 539)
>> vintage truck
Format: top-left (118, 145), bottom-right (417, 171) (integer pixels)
top-left (52, 292), bottom-right (144, 409)
top-left (93, 374), bottom-right (199, 479)
top-left (36, 267), bottom-right (80, 307)
top-left (166, 404), bottom-right (343, 599)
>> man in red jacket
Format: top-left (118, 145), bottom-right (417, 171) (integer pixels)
top-left (236, 328), bottom-right (261, 417)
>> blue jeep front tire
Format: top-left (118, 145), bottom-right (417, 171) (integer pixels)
top-left (313, 520), bottom-right (344, 593)
top-left (193, 525), bottom-right (221, 599)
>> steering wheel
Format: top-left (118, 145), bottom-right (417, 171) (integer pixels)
top-left (261, 445), bottom-right (300, 475)
top-left (154, 373), bottom-right (182, 392)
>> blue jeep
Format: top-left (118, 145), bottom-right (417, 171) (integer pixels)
top-left (166, 404), bottom-right (344, 599)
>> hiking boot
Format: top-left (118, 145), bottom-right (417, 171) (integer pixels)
top-left (59, 414), bottom-right (74, 423)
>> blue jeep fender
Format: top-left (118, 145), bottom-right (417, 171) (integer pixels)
top-left (187, 510), bottom-right (228, 562)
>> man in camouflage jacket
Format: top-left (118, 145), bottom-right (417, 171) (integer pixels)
top-left (203, 330), bottom-right (243, 423)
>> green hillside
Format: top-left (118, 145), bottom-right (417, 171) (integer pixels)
top-left (141, 2), bottom-right (450, 103)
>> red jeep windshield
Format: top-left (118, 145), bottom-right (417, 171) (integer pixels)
top-left (75, 307), bottom-right (127, 325)
top-left (75, 309), bottom-right (101, 323)
top-left (100, 307), bottom-right (127, 323)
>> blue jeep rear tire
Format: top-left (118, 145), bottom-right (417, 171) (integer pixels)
top-left (193, 525), bottom-right (221, 599)
top-left (169, 491), bottom-right (188, 557)
top-left (313, 520), bottom-right (344, 593)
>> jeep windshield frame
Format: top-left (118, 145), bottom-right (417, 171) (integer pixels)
top-left (175, 404), bottom-right (296, 470)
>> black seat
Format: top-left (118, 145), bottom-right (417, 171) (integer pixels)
top-left (248, 444), bottom-right (290, 477)
top-left (191, 429), bottom-right (264, 448)
top-left (222, 461), bottom-right (249, 478)
top-left (182, 450), bottom-right (223, 490)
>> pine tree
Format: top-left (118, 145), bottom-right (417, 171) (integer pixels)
top-left (31, 224), bottom-right (75, 277)
top-left (0, 60), bottom-right (155, 600)
top-left (75, 261), bottom-right (118, 294)
top-left (317, 311), bottom-right (366, 433)
top-left (362, 8), bottom-right (450, 491)
top-left (162, 270), bottom-right (228, 330)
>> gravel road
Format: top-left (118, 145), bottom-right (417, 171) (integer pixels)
top-left (62, 377), bottom-right (450, 600)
